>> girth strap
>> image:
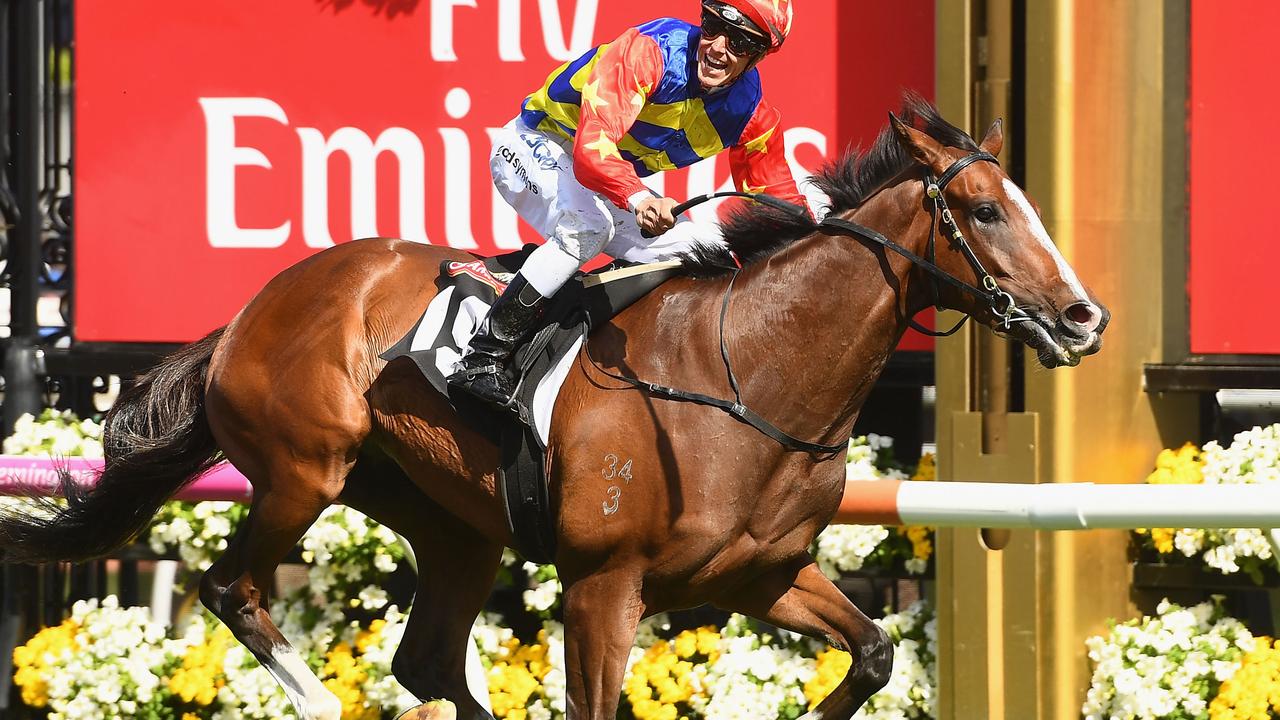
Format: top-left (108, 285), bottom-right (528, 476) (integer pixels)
top-left (598, 371), bottom-right (849, 456)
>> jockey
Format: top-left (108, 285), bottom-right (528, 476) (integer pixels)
top-left (449, 0), bottom-right (807, 409)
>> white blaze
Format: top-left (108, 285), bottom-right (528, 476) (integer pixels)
top-left (1001, 178), bottom-right (1090, 300)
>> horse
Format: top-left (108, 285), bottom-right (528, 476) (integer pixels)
top-left (0, 96), bottom-right (1107, 720)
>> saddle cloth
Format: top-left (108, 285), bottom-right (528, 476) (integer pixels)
top-left (379, 247), bottom-right (681, 563)
top-left (379, 246), bottom-right (682, 447)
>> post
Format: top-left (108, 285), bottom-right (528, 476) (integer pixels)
top-left (3, 0), bottom-right (46, 435)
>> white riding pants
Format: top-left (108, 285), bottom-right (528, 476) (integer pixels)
top-left (489, 118), bottom-right (727, 297)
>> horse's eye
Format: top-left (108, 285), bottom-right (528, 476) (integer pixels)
top-left (973, 205), bottom-right (999, 224)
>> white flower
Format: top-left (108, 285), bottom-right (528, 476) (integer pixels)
top-left (1083, 599), bottom-right (1249, 719)
top-left (522, 563), bottom-right (563, 615)
top-left (357, 585), bottom-right (389, 610)
top-left (814, 524), bottom-right (890, 579)
top-left (2, 409), bottom-right (105, 457)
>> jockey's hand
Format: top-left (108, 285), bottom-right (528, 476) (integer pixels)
top-left (635, 196), bottom-right (678, 236)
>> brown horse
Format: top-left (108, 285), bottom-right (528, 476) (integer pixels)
top-left (0, 97), bottom-right (1106, 720)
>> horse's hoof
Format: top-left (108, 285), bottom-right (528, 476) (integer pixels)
top-left (395, 699), bottom-right (458, 720)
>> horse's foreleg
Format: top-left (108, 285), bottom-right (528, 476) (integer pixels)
top-left (561, 570), bottom-right (645, 720)
top-left (200, 472), bottom-right (347, 720)
top-left (714, 558), bottom-right (893, 719)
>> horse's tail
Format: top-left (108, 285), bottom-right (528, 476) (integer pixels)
top-left (0, 327), bottom-right (227, 564)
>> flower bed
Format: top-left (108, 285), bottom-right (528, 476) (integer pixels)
top-left (1133, 424), bottom-right (1280, 583)
top-left (1083, 599), bottom-right (1260, 720)
top-left (7, 414), bottom-right (939, 718)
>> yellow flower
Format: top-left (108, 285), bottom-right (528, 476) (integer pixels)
top-left (169, 624), bottom-right (234, 706)
top-left (1210, 637), bottom-right (1280, 719)
top-left (804, 647), bottom-right (852, 709)
top-left (13, 619), bottom-right (80, 708)
top-left (355, 619), bottom-right (385, 655)
top-left (673, 630), bottom-right (698, 659)
top-left (912, 453), bottom-right (936, 481)
top-left (319, 642), bottom-right (380, 720)
top-left (1146, 443), bottom-right (1204, 485)
top-left (897, 525), bottom-right (935, 561)
top-left (485, 635), bottom-right (552, 718)
top-left (623, 632), bottom-right (711, 720)
top-left (695, 626), bottom-right (721, 659)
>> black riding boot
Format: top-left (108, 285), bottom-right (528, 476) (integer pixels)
top-left (447, 274), bottom-right (548, 408)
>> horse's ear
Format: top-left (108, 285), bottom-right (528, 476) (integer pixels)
top-left (979, 118), bottom-right (1004, 157)
top-left (889, 112), bottom-right (949, 173)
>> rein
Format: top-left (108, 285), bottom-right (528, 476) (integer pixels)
top-left (583, 151), bottom-right (1032, 456)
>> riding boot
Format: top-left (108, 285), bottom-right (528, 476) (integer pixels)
top-left (447, 274), bottom-right (549, 408)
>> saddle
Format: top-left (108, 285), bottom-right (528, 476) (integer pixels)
top-left (380, 245), bottom-right (682, 564)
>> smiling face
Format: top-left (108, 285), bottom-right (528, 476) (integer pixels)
top-left (696, 4), bottom-right (769, 91)
top-left (696, 32), bottom-right (757, 91)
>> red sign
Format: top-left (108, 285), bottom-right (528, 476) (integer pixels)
top-left (1189, 1), bottom-right (1280, 355)
top-left (75, 0), bottom-right (933, 344)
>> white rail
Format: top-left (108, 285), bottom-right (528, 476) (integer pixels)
top-left (836, 479), bottom-right (1280, 529)
top-left (895, 482), bottom-right (1280, 529)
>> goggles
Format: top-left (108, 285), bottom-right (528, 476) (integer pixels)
top-left (700, 5), bottom-right (770, 58)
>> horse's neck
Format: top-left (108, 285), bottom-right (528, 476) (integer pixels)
top-left (730, 180), bottom-right (929, 443)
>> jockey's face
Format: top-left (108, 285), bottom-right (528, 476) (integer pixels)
top-left (696, 30), bottom-right (761, 91)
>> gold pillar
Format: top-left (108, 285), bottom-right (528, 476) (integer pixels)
top-left (934, 1), bottom-right (1198, 719)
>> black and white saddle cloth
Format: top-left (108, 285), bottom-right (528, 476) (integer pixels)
top-left (380, 245), bottom-right (681, 445)
top-left (379, 246), bottom-right (681, 564)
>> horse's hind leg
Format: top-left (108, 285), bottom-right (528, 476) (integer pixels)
top-left (389, 514), bottom-right (503, 720)
top-left (199, 462), bottom-right (349, 720)
top-left (715, 558), bottom-right (894, 719)
top-left (339, 459), bottom-right (503, 720)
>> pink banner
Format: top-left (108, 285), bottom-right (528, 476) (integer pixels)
top-left (0, 456), bottom-right (252, 503)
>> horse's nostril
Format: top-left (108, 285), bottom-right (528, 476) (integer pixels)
top-left (1062, 302), bottom-right (1101, 334)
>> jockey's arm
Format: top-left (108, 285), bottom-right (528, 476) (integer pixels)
top-left (569, 29), bottom-right (675, 234)
top-left (723, 99), bottom-right (813, 221)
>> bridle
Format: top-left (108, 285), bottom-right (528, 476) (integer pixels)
top-left (586, 150), bottom-right (1036, 456)
top-left (819, 151), bottom-right (1034, 336)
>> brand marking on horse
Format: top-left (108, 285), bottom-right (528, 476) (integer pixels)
top-left (602, 453), bottom-right (634, 515)
top-left (603, 485), bottom-right (622, 515)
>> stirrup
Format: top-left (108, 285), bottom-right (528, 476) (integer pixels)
top-left (447, 364), bottom-right (518, 408)
top-left (449, 361), bottom-right (502, 380)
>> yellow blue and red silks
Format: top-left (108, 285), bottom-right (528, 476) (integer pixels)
top-left (520, 17), bottom-right (807, 215)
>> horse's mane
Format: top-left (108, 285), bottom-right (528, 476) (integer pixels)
top-left (680, 91), bottom-right (980, 278)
